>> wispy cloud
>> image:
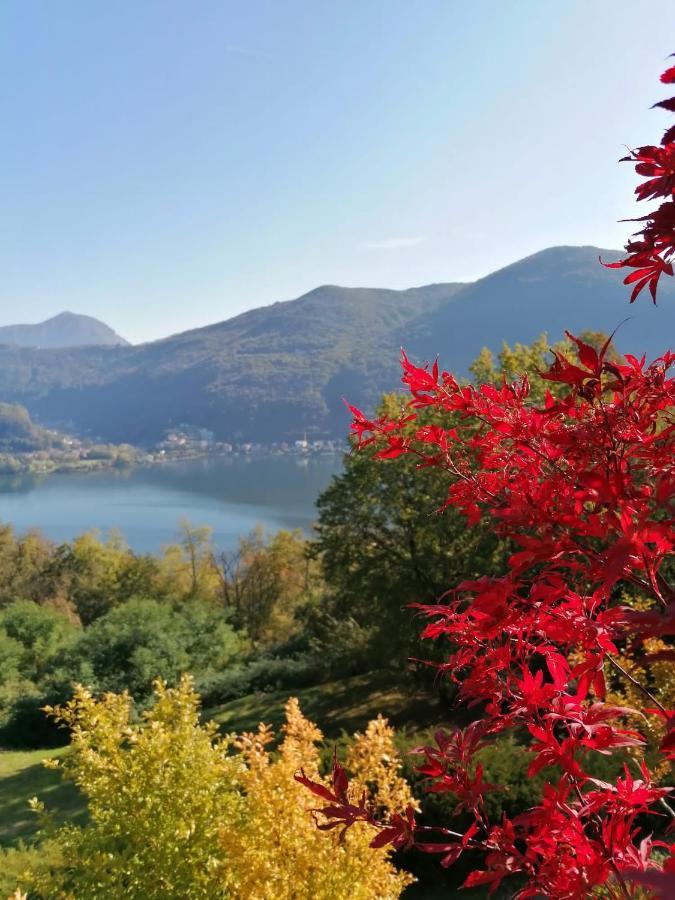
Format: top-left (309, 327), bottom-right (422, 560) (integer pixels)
top-left (224, 44), bottom-right (271, 60)
top-left (360, 236), bottom-right (427, 251)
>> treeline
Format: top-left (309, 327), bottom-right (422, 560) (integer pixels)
top-left (0, 445), bottom-right (504, 749)
top-left (0, 523), bottom-right (327, 746)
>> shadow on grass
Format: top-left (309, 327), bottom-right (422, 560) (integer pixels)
top-left (206, 670), bottom-right (448, 739)
top-left (0, 749), bottom-right (85, 848)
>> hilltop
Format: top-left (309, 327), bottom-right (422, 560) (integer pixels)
top-left (0, 312), bottom-right (128, 349)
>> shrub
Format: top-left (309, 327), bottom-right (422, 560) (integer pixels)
top-left (12, 677), bottom-right (414, 899)
top-left (72, 596), bottom-right (243, 700)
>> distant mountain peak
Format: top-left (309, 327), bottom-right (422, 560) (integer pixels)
top-left (0, 312), bottom-right (129, 349)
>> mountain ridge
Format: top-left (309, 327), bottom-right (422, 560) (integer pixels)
top-left (0, 246), bottom-right (671, 445)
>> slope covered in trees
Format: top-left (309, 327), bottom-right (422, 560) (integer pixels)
top-left (0, 404), bottom-right (53, 453)
top-left (0, 246), bottom-right (672, 445)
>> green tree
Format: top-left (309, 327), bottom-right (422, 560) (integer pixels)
top-left (470, 330), bottom-right (620, 403)
top-left (313, 392), bottom-right (505, 663)
top-left (73, 596), bottom-right (243, 700)
top-left (312, 333), bottom-right (619, 664)
top-left (0, 599), bottom-right (78, 682)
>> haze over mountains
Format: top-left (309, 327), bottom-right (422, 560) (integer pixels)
top-left (0, 312), bottom-right (128, 349)
top-left (0, 246), bottom-right (672, 445)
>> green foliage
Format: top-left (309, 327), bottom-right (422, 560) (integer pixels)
top-left (313, 394), bottom-right (506, 662)
top-left (0, 601), bottom-right (78, 682)
top-left (0, 602), bottom-right (79, 743)
top-left (0, 403), bottom-right (54, 453)
top-left (470, 330), bottom-right (621, 403)
top-left (0, 522), bottom-right (328, 749)
top-left (74, 596), bottom-right (243, 700)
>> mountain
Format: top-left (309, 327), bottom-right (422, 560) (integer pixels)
top-left (0, 312), bottom-right (129, 349)
top-left (0, 247), bottom-right (671, 445)
top-left (406, 246), bottom-right (674, 369)
top-left (0, 283), bottom-right (463, 444)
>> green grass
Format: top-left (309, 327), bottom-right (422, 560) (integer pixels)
top-left (205, 670), bottom-right (447, 739)
top-left (0, 747), bottom-right (84, 848)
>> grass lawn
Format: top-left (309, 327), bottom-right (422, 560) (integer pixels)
top-left (205, 670), bottom-right (448, 739)
top-left (0, 747), bottom-right (85, 848)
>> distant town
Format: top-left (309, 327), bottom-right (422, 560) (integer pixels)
top-left (155, 424), bottom-right (346, 460)
top-left (0, 421), bottom-right (346, 478)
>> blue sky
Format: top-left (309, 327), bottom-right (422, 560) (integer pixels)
top-left (1, 1), bottom-right (674, 343)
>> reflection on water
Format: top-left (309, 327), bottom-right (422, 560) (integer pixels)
top-left (0, 455), bottom-right (343, 553)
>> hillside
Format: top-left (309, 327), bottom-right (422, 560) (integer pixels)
top-left (0, 403), bottom-right (55, 452)
top-left (0, 312), bottom-right (128, 349)
top-left (407, 245), bottom-right (674, 368)
top-left (0, 284), bottom-right (463, 444)
top-left (0, 246), bottom-right (672, 445)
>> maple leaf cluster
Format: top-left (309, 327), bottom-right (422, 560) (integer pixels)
top-left (604, 58), bottom-right (675, 302)
top-left (298, 336), bottom-right (675, 898)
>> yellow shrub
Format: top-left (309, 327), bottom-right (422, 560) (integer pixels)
top-left (13, 678), bottom-right (414, 899)
top-left (23, 678), bottom-right (242, 899)
top-left (221, 698), bottom-right (414, 899)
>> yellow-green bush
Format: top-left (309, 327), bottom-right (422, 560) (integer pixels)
top-left (10, 677), bottom-right (414, 899)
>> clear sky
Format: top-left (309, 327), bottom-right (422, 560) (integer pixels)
top-left (1, 1), bottom-right (674, 344)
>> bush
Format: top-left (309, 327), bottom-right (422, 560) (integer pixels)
top-left (195, 655), bottom-right (318, 706)
top-left (72, 596), bottom-right (244, 700)
top-left (13, 677), bottom-right (414, 899)
top-left (0, 602), bottom-right (80, 746)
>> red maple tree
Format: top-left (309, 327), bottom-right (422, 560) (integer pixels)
top-left (604, 58), bottom-right (675, 301)
top-left (297, 58), bottom-right (675, 899)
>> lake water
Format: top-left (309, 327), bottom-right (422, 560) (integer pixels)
top-left (0, 455), bottom-right (343, 553)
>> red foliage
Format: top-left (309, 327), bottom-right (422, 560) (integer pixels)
top-left (297, 54), bottom-right (675, 900)
top-left (604, 57), bottom-right (675, 302)
top-left (297, 334), bottom-right (675, 898)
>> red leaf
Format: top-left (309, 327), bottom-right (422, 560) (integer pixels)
top-left (652, 97), bottom-right (675, 112)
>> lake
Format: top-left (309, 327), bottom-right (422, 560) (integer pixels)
top-left (0, 455), bottom-right (343, 553)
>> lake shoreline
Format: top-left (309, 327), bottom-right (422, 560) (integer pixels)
top-left (0, 454), bottom-right (342, 554)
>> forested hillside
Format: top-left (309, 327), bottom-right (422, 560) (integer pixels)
top-left (0, 404), bottom-right (55, 452)
top-left (0, 246), bottom-right (672, 445)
